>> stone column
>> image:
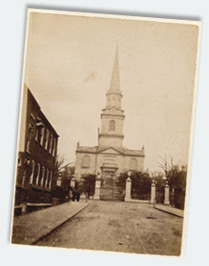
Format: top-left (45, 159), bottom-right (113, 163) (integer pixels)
top-left (164, 180), bottom-right (170, 205)
top-left (94, 178), bottom-right (101, 200)
top-left (125, 177), bottom-right (132, 202)
top-left (21, 203), bottom-right (27, 215)
top-left (71, 177), bottom-right (76, 188)
top-left (150, 180), bottom-right (156, 204)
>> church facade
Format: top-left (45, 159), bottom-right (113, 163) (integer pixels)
top-left (74, 49), bottom-right (145, 199)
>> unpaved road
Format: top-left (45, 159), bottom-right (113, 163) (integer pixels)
top-left (38, 201), bottom-right (183, 256)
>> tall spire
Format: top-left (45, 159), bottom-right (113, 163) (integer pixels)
top-left (105, 47), bottom-right (123, 109)
top-left (109, 47), bottom-right (121, 93)
top-left (99, 46), bottom-right (125, 147)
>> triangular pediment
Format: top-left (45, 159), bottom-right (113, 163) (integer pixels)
top-left (98, 147), bottom-right (123, 155)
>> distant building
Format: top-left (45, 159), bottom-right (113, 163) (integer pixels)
top-left (14, 85), bottom-right (59, 214)
top-left (75, 49), bottom-right (145, 200)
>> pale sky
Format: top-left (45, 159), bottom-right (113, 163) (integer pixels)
top-left (24, 11), bottom-right (199, 172)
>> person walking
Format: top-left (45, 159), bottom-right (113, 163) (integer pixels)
top-left (72, 189), bottom-right (76, 201)
top-left (76, 191), bottom-right (80, 202)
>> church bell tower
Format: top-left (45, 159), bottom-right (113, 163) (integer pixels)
top-left (98, 48), bottom-right (125, 147)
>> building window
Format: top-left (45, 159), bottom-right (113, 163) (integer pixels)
top-left (40, 166), bottom-right (45, 187)
top-left (40, 126), bottom-right (45, 146)
top-left (26, 140), bottom-right (30, 153)
top-left (36, 163), bottom-right (40, 185)
top-left (22, 173), bottom-right (26, 187)
top-left (51, 139), bottom-right (54, 155)
top-left (47, 133), bottom-right (51, 151)
top-left (109, 120), bottom-right (115, 131)
top-left (49, 171), bottom-right (53, 188)
top-left (129, 158), bottom-right (137, 170)
top-left (49, 134), bottom-right (53, 154)
top-left (52, 138), bottom-right (57, 157)
top-left (18, 157), bottom-right (21, 167)
top-left (82, 155), bottom-right (90, 168)
top-left (30, 113), bottom-right (36, 120)
top-left (45, 129), bottom-right (49, 150)
top-left (35, 128), bottom-right (39, 142)
top-left (45, 169), bottom-right (49, 188)
top-left (51, 138), bottom-right (54, 155)
top-left (29, 160), bottom-right (35, 184)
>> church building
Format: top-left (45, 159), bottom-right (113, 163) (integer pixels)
top-left (74, 49), bottom-right (145, 200)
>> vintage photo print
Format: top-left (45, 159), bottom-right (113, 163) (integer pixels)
top-left (11, 9), bottom-right (201, 257)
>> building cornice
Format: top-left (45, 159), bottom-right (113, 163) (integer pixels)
top-left (99, 133), bottom-right (124, 139)
top-left (76, 149), bottom-right (145, 157)
top-left (76, 145), bottom-right (145, 157)
top-left (101, 113), bottom-right (125, 118)
top-left (106, 91), bottom-right (122, 97)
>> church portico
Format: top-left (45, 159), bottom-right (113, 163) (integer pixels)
top-left (74, 48), bottom-right (145, 200)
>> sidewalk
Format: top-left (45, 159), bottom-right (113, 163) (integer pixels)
top-left (154, 204), bottom-right (184, 218)
top-left (11, 201), bottom-right (89, 245)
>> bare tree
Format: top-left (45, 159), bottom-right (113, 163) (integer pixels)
top-left (55, 154), bottom-right (65, 171)
top-left (157, 156), bottom-right (187, 209)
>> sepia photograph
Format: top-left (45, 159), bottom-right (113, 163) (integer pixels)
top-left (10, 9), bottom-right (201, 257)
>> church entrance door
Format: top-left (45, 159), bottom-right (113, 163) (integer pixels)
top-left (100, 170), bottom-right (123, 201)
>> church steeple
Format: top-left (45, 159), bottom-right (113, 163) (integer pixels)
top-left (109, 46), bottom-right (121, 93)
top-left (99, 48), bottom-right (125, 148)
top-left (106, 48), bottom-right (123, 110)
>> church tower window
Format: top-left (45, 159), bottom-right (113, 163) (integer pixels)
top-left (109, 120), bottom-right (115, 131)
top-left (82, 155), bottom-right (90, 168)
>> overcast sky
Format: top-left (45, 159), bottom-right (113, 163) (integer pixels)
top-left (23, 11), bottom-right (199, 172)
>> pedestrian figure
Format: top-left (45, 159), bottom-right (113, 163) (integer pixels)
top-left (85, 191), bottom-right (88, 202)
top-left (72, 189), bottom-right (76, 201)
top-left (76, 191), bottom-right (80, 202)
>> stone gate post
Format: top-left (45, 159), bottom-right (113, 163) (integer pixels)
top-left (94, 172), bottom-right (101, 200)
top-left (150, 180), bottom-right (156, 204)
top-left (164, 180), bottom-right (170, 205)
top-left (71, 176), bottom-right (76, 188)
top-left (125, 177), bottom-right (132, 202)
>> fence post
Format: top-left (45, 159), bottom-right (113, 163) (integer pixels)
top-left (94, 172), bottom-right (101, 200)
top-left (125, 176), bottom-right (132, 202)
top-left (150, 180), bottom-right (156, 204)
top-left (164, 180), bottom-right (170, 205)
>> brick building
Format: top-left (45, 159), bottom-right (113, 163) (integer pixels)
top-left (14, 85), bottom-right (59, 214)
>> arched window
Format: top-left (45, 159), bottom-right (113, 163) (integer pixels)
top-left (129, 158), bottom-right (137, 170)
top-left (82, 155), bottom-right (90, 168)
top-left (109, 120), bottom-right (115, 131)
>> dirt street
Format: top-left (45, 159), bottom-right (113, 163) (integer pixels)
top-left (38, 201), bottom-right (183, 256)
